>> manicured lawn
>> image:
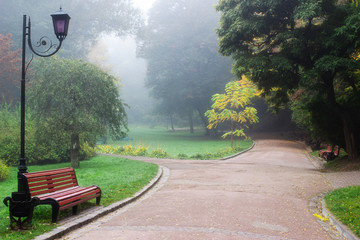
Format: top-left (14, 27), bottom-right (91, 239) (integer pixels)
top-left (0, 155), bottom-right (158, 240)
top-left (325, 186), bottom-right (360, 237)
top-left (104, 126), bottom-right (253, 158)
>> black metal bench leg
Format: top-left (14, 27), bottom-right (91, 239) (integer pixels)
top-left (96, 196), bottom-right (101, 205)
top-left (51, 204), bottom-right (60, 223)
top-left (72, 205), bottom-right (78, 215)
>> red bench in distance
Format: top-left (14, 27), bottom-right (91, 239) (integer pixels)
top-left (319, 145), bottom-right (340, 161)
top-left (21, 167), bottom-right (101, 223)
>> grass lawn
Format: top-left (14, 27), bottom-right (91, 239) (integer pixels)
top-left (104, 125), bottom-right (253, 158)
top-left (325, 186), bottom-right (360, 237)
top-left (0, 155), bottom-right (158, 240)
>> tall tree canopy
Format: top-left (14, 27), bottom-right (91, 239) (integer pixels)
top-left (28, 57), bottom-right (128, 168)
top-left (216, 0), bottom-right (360, 161)
top-left (0, 0), bottom-right (142, 57)
top-left (139, 0), bottom-right (233, 129)
top-left (0, 34), bottom-right (21, 103)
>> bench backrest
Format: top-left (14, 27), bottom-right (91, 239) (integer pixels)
top-left (333, 145), bottom-right (340, 156)
top-left (22, 167), bottom-right (78, 197)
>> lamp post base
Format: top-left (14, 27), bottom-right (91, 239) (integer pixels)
top-left (3, 192), bottom-right (39, 230)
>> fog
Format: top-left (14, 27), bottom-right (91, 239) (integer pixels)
top-left (0, 0), bottom-right (291, 131)
top-left (90, 0), bottom-right (155, 123)
top-left (92, 35), bottom-right (153, 123)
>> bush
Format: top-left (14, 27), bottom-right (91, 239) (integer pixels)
top-left (190, 153), bottom-right (204, 159)
top-left (132, 145), bottom-right (149, 156)
top-left (0, 160), bottom-right (10, 181)
top-left (96, 144), bottom-right (149, 157)
top-left (150, 148), bottom-right (168, 158)
top-left (0, 104), bottom-right (91, 166)
top-left (80, 141), bottom-right (97, 160)
top-left (177, 153), bottom-right (188, 159)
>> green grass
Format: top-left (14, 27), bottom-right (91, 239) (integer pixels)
top-left (0, 155), bottom-right (158, 240)
top-left (325, 186), bottom-right (360, 237)
top-left (104, 126), bottom-right (253, 158)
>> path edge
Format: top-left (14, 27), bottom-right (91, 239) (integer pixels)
top-left (310, 193), bottom-right (359, 240)
top-left (220, 140), bottom-right (256, 160)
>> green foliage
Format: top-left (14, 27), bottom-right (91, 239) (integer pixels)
top-left (28, 57), bottom-right (128, 167)
top-left (0, 104), bottom-right (20, 165)
top-left (29, 57), bottom-right (128, 139)
top-left (80, 142), bottom-right (97, 160)
top-left (177, 153), bottom-right (189, 159)
top-left (325, 186), bottom-right (360, 237)
top-left (96, 144), bottom-right (149, 156)
top-left (216, 0), bottom-right (360, 160)
top-left (205, 76), bottom-right (260, 147)
top-left (150, 148), bottom-right (169, 158)
top-left (0, 103), bottom-right (71, 165)
top-left (0, 159), bottom-right (10, 180)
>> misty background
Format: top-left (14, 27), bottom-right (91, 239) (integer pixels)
top-left (0, 0), bottom-right (293, 131)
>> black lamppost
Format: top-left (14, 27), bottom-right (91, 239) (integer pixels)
top-left (3, 8), bottom-right (71, 229)
top-left (18, 8), bottom-right (70, 191)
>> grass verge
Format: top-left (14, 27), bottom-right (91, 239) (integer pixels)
top-left (102, 126), bottom-right (253, 159)
top-left (0, 155), bottom-right (158, 240)
top-left (325, 186), bottom-right (360, 237)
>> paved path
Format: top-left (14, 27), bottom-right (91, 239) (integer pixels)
top-left (56, 137), bottom-right (360, 240)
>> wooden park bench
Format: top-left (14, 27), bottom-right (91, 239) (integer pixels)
top-left (319, 145), bottom-right (340, 161)
top-left (20, 167), bottom-right (101, 223)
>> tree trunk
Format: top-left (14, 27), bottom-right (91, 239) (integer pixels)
top-left (342, 112), bottom-right (359, 161)
top-left (170, 114), bottom-right (175, 131)
top-left (195, 105), bottom-right (210, 135)
top-left (324, 74), bottom-right (359, 161)
top-left (230, 119), bottom-right (234, 148)
top-left (71, 133), bottom-right (80, 168)
top-left (189, 113), bottom-right (194, 133)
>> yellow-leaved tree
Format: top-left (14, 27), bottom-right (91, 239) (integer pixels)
top-left (205, 76), bottom-right (261, 148)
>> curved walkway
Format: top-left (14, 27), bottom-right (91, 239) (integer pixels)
top-left (52, 137), bottom-right (360, 240)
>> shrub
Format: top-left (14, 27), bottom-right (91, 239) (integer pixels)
top-left (133, 145), bottom-right (149, 156)
top-left (0, 160), bottom-right (10, 181)
top-left (96, 145), bottom-right (114, 154)
top-left (177, 153), bottom-right (188, 159)
top-left (151, 148), bottom-right (168, 158)
top-left (80, 141), bottom-right (97, 160)
top-left (190, 153), bottom-right (204, 159)
top-left (123, 145), bottom-right (134, 155)
top-left (96, 144), bottom-right (149, 157)
top-left (0, 104), bottom-right (90, 165)
top-left (113, 146), bottom-right (125, 154)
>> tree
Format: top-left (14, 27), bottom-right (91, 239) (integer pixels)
top-left (0, 0), bottom-right (143, 58)
top-left (216, 0), bottom-right (360, 161)
top-left (28, 57), bottom-right (128, 168)
top-left (0, 34), bottom-right (21, 103)
top-left (139, 0), bottom-right (233, 131)
top-left (205, 76), bottom-right (259, 147)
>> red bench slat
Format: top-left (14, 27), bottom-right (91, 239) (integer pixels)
top-left (27, 173), bottom-right (76, 183)
top-left (24, 167), bottom-right (74, 178)
top-left (59, 193), bottom-right (101, 211)
top-left (30, 183), bottom-right (79, 196)
top-left (28, 175), bottom-right (76, 187)
top-left (29, 179), bottom-right (77, 193)
top-left (58, 189), bottom-right (100, 205)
